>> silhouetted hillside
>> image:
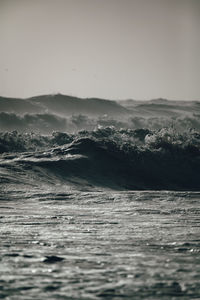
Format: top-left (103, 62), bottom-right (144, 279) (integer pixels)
top-left (0, 96), bottom-right (42, 114)
top-left (118, 98), bottom-right (200, 117)
top-left (0, 95), bottom-right (200, 134)
top-left (0, 94), bottom-right (128, 116)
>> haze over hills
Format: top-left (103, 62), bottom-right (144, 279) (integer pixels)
top-left (0, 96), bottom-right (42, 114)
top-left (0, 94), bottom-right (128, 116)
top-left (0, 94), bottom-right (199, 117)
top-left (0, 94), bottom-right (199, 134)
top-left (118, 98), bottom-right (200, 117)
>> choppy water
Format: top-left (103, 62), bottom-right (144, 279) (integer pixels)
top-left (0, 189), bottom-right (200, 299)
top-left (0, 127), bottom-right (200, 298)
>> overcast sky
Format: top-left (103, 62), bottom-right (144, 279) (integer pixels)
top-left (0, 0), bottom-right (199, 100)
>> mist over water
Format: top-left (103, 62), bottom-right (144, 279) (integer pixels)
top-left (0, 95), bottom-right (200, 133)
top-left (0, 94), bottom-right (200, 299)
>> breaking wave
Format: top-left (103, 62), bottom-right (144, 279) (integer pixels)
top-left (0, 127), bottom-right (200, 190)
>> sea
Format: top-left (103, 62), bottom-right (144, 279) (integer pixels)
top-left (0, 127), bottom-right (200, 299)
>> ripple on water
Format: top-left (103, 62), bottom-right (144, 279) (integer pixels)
top-left (0, 190), bottom-right (199, 299)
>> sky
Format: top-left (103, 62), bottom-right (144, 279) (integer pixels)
top-left (0, 0), bottom-right (199, 100)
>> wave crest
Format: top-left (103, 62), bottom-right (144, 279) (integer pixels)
top-left (0, 127), bottom-right (200, 190)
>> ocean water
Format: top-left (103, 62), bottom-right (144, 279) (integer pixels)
top-left (0, 128), bottom-right (200, 299)
top-left (0, 189), bottom-right (200, 299)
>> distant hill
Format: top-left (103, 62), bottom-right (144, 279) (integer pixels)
top-left (0, 94), bottom-right (200, 133)
top-left (0, 96), bottom-right (42, 114)
top-left (0, 94), bottom-right (128, 116)
top-left (118, 98), bottom-right (200, 118)
top-left (1, 94), bottom-right (199, 118)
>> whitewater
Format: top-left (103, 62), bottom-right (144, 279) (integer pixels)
top-left (0, 127), bottom-right (200, 299)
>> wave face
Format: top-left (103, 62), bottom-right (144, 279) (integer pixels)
top-left (0, 127), bottom-right (200, 190)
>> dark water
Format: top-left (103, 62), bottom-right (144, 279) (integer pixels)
top-left (0, 189), bottom-right (200, 299)
top-left (1, 128), bottom-right (200, 190)
top-left (0, 128), bottom-right (200, 299)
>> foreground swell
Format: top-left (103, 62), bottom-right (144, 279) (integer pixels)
top-left (0, 127), bottom-right (200, 190)
top-left (0, 190), bottom-right (200, 299)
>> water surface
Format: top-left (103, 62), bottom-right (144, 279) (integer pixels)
top-left (0, 189), bottom-right (199, 299)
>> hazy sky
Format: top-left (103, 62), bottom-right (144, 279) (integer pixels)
top-left (0, 0), bottom-right (199, 100)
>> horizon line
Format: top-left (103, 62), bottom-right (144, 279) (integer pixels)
top-left (0, 93), bottom-right (199, 102)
